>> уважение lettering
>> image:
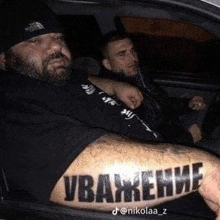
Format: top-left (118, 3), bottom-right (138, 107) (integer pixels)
top-left (64, 163), bottom-right (203, 203)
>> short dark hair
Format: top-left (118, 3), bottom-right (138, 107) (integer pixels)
top-left (98, 31), bottom-right (131, 59)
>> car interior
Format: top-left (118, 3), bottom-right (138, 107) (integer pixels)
top-left (1, 0), bottom-right (220, 219)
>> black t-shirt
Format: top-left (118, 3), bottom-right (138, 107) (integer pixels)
top-left (0, 68), bottom-right (161, 201)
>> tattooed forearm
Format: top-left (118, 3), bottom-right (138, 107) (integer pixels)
top-left (64, 163), bottom-right (203, 203)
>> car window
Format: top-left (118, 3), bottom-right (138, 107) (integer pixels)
top-left (117, 16), bottom-right (220, 78)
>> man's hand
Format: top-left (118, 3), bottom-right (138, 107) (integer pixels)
top-left (189, 95), bottom-right (207, 111)
top-left (188, 123), bottom-right (202, 143)
top-left (88, 76), bottom-right (143, 109)
top-left (112, 82), bottom-right (143, 109)
top-left (199, 166), bottom-right (220, 220)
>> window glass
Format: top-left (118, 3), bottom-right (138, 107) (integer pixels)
top-left (119, 16), bottom-right (220, 77)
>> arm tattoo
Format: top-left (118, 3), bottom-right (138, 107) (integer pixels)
top-left (63, 163), bottom-right (203, 203)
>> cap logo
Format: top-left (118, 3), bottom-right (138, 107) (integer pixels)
top-left (25, 22), bottom-right (45, 32)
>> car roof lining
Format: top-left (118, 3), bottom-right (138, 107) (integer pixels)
top-left (47, 0), bottom-right (220, 38)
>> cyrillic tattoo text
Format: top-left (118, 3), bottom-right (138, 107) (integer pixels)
top-left (64, 163), bottom-right (203, 202)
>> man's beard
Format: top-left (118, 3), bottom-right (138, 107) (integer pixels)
top-left (117, 62), bottom-right (139, 78)
top-left (4, 50), bottom-right (72, 86)
top-left (117, 69), bottom-right (138, 79)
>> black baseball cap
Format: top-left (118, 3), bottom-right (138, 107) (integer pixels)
top-left (0, 0), bottom-right (63, 52)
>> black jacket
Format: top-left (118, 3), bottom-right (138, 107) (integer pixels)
top-left (99, 67), bottom-right (194, 145)
top-left (0, 68), bottom-right (165, 201)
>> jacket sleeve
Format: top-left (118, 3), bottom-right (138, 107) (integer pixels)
top-left (60, 81), bottom-right (162, 142)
